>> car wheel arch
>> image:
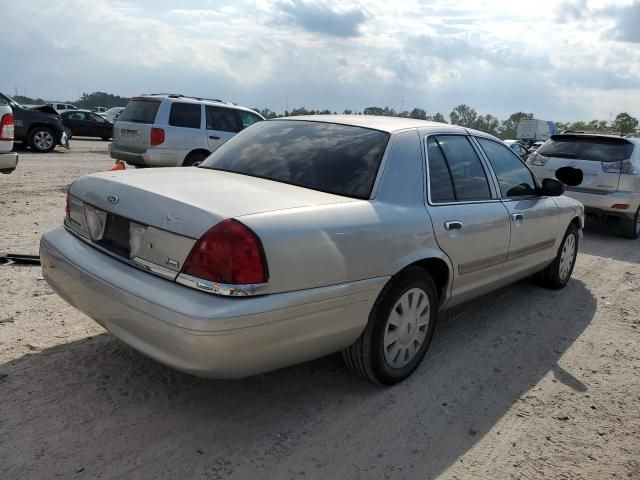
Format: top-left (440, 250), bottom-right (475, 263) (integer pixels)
top-left (183, 149), bottom-right (211, 166)
top-left (391, 253), bottom-right (452, 306)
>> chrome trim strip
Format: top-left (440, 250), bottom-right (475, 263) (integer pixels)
top-left (458, 254), bottom-right (507, 275)
top-left (507, 239), bottom-right (556, 261)
top-left (131, 257), bottom-right (178, 280)
top-left (176, 273), bottom-right (270, 297)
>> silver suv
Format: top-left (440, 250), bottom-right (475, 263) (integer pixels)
top-left (109, 94), bottom-right (264, 167)
top-left (528, 133), bottom-right (640, 238)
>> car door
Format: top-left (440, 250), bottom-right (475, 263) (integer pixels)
top-left (425, 134), bottom-right (511, 304)
top-left (474, 137), bottom-right (559, 279)
top-left (205, 106), bottom-right (240, 152)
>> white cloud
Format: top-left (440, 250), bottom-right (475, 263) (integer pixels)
top-left (1, 0), bottom-right (639, 121)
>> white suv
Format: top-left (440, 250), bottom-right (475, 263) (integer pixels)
top-left (109, 94), bottom-right (264, 167)
top-left (0, 99), bottom-right (18, 174)
top-left (528, 133), bottom-right (640, 238)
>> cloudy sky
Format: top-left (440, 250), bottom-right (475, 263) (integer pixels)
top-left (2, 0), bottom-right (640, 121)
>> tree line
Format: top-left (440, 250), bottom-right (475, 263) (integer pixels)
top-left (10, 91), bottom-right (639, 137)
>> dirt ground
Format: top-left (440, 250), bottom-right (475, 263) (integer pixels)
top-left (1, 139), bottom-right (639, 480)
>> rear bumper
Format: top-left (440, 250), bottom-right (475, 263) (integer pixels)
top-left (565, 189), bottom-right (640, 220)
top-left (40, 227), bottom-right (384, 378)
top-left (0, 151), bottom-right (18, 173)
top-left (109, 144), bottom-right (186, 167)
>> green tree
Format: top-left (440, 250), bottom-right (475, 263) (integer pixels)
top-left (409, 108), bottom-right (427, 120)
top-left (449, 104), bottom-right (478, 127)
top-left (427, 113), bottom-right (447, 123)
top-left (612, 112), bottom-right (639, 135)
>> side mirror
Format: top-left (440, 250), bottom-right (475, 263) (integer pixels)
top-left (541, 178), bottom-right (565, 197)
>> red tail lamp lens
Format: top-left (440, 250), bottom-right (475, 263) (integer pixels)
top-left (150, 127), bottom-right (165, 146)
top-left (182, 219), bottom-right (268, 285)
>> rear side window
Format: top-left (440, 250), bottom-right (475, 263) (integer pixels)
top-left (429, 135), bottom-right (492, 201)
top-left (206, 106), bottom-right (240, 132)
top-left (118, 99), bottom-right (161, 124)
top-left (169, 102), bottom-right (201, 129)
top-left (538, 136), bottom-right (634, 162)
top-left (201, 120), bottom-right (389, 199)
top-left (238, 111), bottom-right (262, 129)
top-left (477, 138), bottom-right (537, 198)
top-left (427, 137), bottom-right (456, 203)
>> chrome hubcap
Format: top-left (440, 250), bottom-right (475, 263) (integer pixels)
top-left (383, 288), bottom-right (430, 369)
top-left (34, 131), bottom-right (53, 150)
top-left (559, 233), bottom-right (576, 280)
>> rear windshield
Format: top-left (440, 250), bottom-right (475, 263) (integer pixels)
top-left (538, 136), bottom-right (634, 162)
top-left (118, 99), bottom-right (161, 124)
top-left (200, 120), bottom-right (390, 199)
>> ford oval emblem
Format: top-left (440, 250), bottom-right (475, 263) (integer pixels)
top-left (107, 194), bottom-right (119, 204)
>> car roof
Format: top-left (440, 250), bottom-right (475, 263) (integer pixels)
top-left (273, 115), bottom-right (503, 140)
top-left (134, 94), bottom-right (260, 115)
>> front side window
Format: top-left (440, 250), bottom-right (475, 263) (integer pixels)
top-left (201, 120), bottom-right (389, 199)
top-left (169, 102), bottom-right (201, 129)
top-left (477, 137), bottom-right (537, 198)
top-left (428, 135), bottom-right (492, 201)
top-left (206, 106), bottom-right (240, 132)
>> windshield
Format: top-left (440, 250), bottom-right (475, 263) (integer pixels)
top-left (200, 120), bottom-right (390, 199)
top-left (538, 135), bottom-right (634, 162)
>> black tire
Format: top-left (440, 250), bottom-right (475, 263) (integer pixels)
top-left (342, 267), bottom-right (439, 384)
top-left (183, 151), bottom-right (209, 167)
top-left (28, 126), bottom-right (56, 153)
top-left (619, 207), bottom-right (640, 239)
top-left (64, 127), bottom-right (73, 140)
top-left (535, 224), bottom-right (579, 289)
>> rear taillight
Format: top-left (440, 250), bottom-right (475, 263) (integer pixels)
top-left (181, 219), bottom-right (268, 289)
top-left (0, 113), bottom-right (14, 141)
top-left (602, 159), bottom-right (638, 175)
top-left (150, 127), bottom-right (165, 146)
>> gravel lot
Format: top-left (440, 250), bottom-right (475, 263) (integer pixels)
top-left (1, 139), bottom-right (639, 479)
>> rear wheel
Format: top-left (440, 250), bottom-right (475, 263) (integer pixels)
top-left (183, 151), bottom-right (209, 167)
top-left (619, 207), bottom-right (640, 239)
top-left (536, 224), bottom-right (579, 289)
top-left (343, 267), bottom-right (438, 384)
top-left (28, 127), bottom-right (56, 153)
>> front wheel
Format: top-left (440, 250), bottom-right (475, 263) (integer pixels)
top-left (536, 224), bottom-right (579, 289)
top-left (343, 267), bottom-right (438, 384)
top-left (28, 127), bottom-right (56, 153)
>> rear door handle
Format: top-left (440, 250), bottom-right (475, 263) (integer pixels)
top-left (444, 220), bottom-right (463, 230)
top-left (209, 135), bottom-right (221, 140)
top-left (511, 213), bottom-right (524, 222)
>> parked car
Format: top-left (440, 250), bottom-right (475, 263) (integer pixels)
top-left (503, 139), bottom-right (530, 161)
top-left (0, 99), bottom-right (18, 174)
top-left (109, 94), bottom-right (264, 167)
top-left (0, 93), bottom-right (68, 153)
top-left (61, 109), bottom-right (113, 140)
top-left (528, 133), bottom-right (640, 238)
top-left (47, 102), bottom-right (78, 113)
top-left (100, 107), bottom-right (125, 123)
top-left (41, 116), bottom-right (583, 384)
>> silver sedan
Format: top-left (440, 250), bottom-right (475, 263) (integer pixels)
top-left (41, 116), bottom-right (584, 384)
